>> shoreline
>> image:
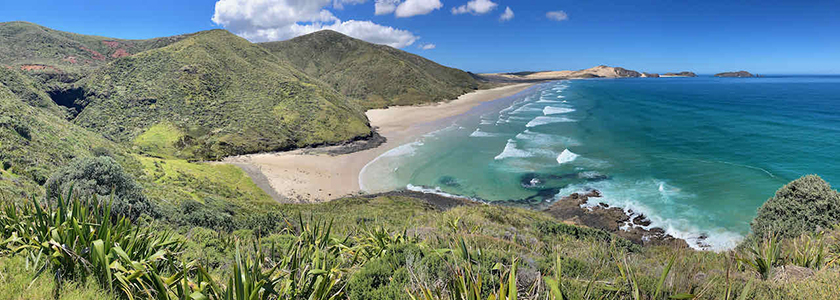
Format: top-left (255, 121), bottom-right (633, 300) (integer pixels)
top-left (224, 83), bottom-right (536, 202)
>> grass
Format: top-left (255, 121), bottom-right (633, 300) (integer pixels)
top-left (132, 122), bottom-right (185, 159)
top-left (1, 188), bottom-right (840, 300)
top-left (136, 155), bottom-right (274, 209)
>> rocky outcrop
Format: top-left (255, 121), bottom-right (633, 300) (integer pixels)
top-left (715, 71), bottom-right (754, 77)
top-left (543, 190), bottom-right (688, 248)
top-left (642, 72), bottom-right (660, 78)
top-left (662, 71), bottom-right (697, 77)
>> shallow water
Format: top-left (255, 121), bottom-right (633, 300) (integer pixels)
top-left (360, 76), bottom-right (840, 250)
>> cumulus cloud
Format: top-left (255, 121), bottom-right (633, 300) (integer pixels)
top-left (212, 0), bottom-right (419, 48)
top-left (374, 0), bottom-right (400, 15)
top-left (419, 43), bottom-right (436, 50)
top-left (546, 10), bottom-right (569, 21)
top-left (499, 6), bottom-right (514, 21)
top-left (452, 0), bottom-right (498, 15)
top-left (394, 0), bottom-right (443, 17)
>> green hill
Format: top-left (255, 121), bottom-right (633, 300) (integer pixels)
top-left (261, 30), bottom-right (481, 109)
top-left (71, 29), bottom-right (371, 160)
top-left (0, 68), bottom-right (127, 196)
top-left (0, 21), bottom-right (185, 76)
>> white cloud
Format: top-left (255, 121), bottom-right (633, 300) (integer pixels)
top-left (499, 6), bottom-right (514, 21)
top-left (333, 0), bottom-right (368, 9)
top-left (419, 43), bottom-right (436, 50)
top-left (395, 0), bottom-right (443, 18)
top-left (546, 10), bottom-right (569, 21)
top-left (375, 0), bottom-right (400, 15)
top-left (452, 0), bottom-right (498, 15)
top-left (212, 0), bottom-right (419, 48)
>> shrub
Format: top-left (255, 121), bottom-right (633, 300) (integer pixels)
top-left (751, 175), bottom-right (840, 239)
top-left (44, 156), bottom-right (158, 220)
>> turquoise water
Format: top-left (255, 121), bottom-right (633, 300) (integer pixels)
top-left (359, 76), bottom-right (840, 250)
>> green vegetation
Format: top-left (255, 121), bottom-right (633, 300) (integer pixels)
top-left (2, 21), bottom-right (839, 300)
top-left (45, 156), bottom-right (158, 220)
top-left (751, 175), bottom-right (840, 239)
top-left (1, 189), bottom-right (839, 300)
top-left (76, 29), bottom-right (371, 160)
top-left (262, 30), bottom-right (482, 109)
top-left (0, 21), bottom-right (185, 76)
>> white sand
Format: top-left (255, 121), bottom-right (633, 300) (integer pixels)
top-left (224, 83), bottom-right (534, 202)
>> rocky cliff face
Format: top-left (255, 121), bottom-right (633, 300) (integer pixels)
top-left (715, 71), bottom-right (754, 77)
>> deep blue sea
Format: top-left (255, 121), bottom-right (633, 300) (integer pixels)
top-left (360, 76), bottom-right (840, 250)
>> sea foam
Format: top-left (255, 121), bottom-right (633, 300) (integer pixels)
top-left (543, 106), bottom-right (575, 115)
top-left (494, 139), bottom-right (532, 160)
top-left (526, 116), bottom-right (576, 127)
top-left (556, 149), bottom-right (579, 164)
top-left (469, 128), bottom-right (499, 137)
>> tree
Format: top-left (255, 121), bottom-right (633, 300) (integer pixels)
top-left (751, 175), bottom-right (840, 239)
top-left (45, 156), bottom-right (158, 220)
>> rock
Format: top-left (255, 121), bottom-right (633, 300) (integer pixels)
top-left (632, 214), bottom-right (652, 226)
top-left (662, 71), bottom-right (697, 77)
top-left (715, 71), bottom-right (754, 77)
top-left (542, 190), bottom-right (689, 247)
top-left (642, 72), bottom-right (660, 78)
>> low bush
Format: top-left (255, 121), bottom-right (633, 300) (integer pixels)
top-left (44, 156), bottom-right (159, 220)
top-left (751, 175), bottom-right (840, 239)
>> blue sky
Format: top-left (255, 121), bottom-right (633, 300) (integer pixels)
top-left (2, 0), bottom-right (838, 74)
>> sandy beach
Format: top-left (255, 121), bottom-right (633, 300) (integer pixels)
top-left (224, 83), bottom-right (535, 202)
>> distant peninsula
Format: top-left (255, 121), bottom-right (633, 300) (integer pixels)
top-left (715, 71), bottom-right (754, 77)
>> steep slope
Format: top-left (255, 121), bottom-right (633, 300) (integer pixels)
top-left (75, 29), bottom-right (371, 160)
top-left (0, 70), bottom-right (127, 196)
top-left (0, 67), bottom-right (63, 115)
top-left (261, 30), bottom-right (480, 109)
top-left (0, 21), bottom-right (186, 76)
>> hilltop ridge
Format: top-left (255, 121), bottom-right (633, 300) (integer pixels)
top-left (261, 30), bottom-right (481, 109)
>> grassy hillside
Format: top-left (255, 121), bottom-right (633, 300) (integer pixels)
top-left (1, 189), bottom-right (838, 300)
top-left (262, 30), bottom-right (481, 109)
top-left (74, 29), bottom-right (371, 160)
top-left (0, 21), bottom-right (185, 76)
top-left (0, 72), bottom-right (129, 197)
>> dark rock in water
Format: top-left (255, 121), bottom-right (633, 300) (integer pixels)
top-left (714, 71), bottom-right (754, 77)
top-left (633, 214), bottom-right (652, 226)
top-left (599, 202), bottom-right (610, 208)
top-left (438, 176), bottom-right (460, 187)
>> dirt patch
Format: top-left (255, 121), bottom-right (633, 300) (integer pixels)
top-left (20, 64), bottom-right (62, 72)
top-left (111, 48), bottom-right (130, 58)
top-left (63, 56), bottom-right (78, 64)
top-left (102, 40), bottom-right (120, 48)
top-left (80, 46), bottom-right (106, 61)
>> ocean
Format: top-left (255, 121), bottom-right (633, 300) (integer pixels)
top-left (359, 76), bottom-right (840, 250)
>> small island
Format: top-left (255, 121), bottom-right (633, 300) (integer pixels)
top-left (662, 71), bottom-right (697, 77)
top-left (715, 71), bottom-right (754, 77)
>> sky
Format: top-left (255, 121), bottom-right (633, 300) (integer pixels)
top-left (2, 0), bottom-right (839, 74)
